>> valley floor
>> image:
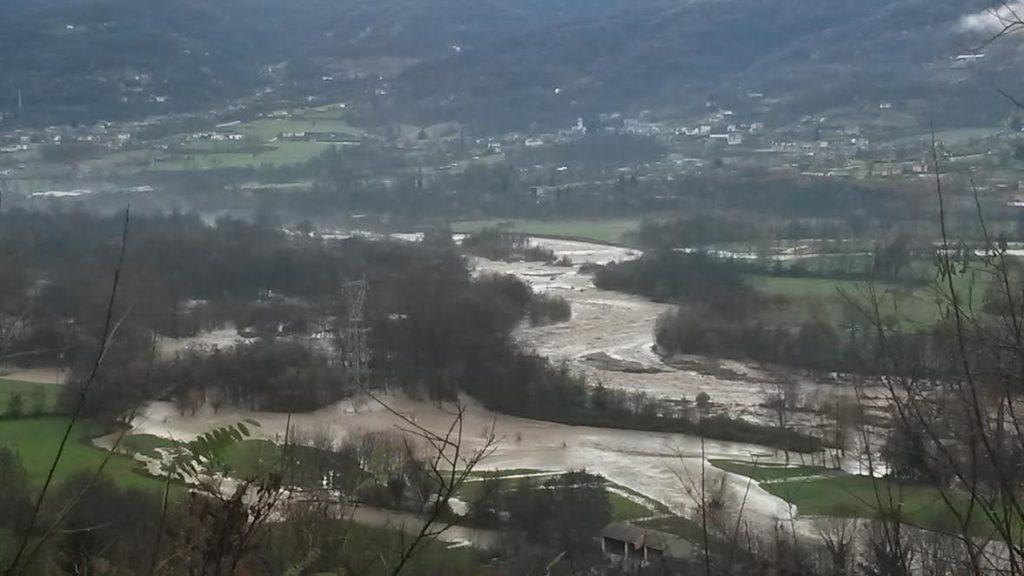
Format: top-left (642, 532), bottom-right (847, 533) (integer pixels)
top-left (129, 236), bottom-right (885, 533)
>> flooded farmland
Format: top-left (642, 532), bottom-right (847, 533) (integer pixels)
top-left (132, 235), bottom-right (880, 527)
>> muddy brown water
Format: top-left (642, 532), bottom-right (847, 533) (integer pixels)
top-left (132, 236), bottom-right (886, 530)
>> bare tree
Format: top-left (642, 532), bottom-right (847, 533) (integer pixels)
top-left (815, 517), bottom-right (858, 576)
top-left (764, 380), bottom-right (801, 431)
top-left (3, 207), bottom-right (131, 576)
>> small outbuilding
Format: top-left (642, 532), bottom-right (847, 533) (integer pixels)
top-left (601, 522), bottom-right (696, 571)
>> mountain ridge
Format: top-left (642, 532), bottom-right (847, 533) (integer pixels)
top-left (1, 0), bottom-right (1018, 130)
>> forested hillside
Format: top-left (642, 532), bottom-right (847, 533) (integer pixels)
top-left (2, 0), bottom-right (1019, 129)
top-left (393, 0), bottom-right (1016, 129)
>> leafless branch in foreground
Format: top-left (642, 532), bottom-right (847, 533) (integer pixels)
top-left (4, 206), bottom-right (131, 576)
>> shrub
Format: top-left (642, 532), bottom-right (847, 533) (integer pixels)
top-left (462, 228), bottom-right (554, 262)
top-left (528, 294), bottom-right (572, 326)
top-left (594, 251), bottom-right (756, 317)
top-left (695, 391), bottom-right (711, 409)
top-left (6, 393), bottom-right (24, 418)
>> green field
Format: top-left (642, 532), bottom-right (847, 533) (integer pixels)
top-left (267, 520), bottom-right (486, 575)
top-left (221, 438), bottom-right (285, 476)
top-left (0, 378), bottom-right (61, 416)
top-left (450, 218), bottom-right (641, 245)
top-left (710, 459), bottom-right (846, 482)
top-left (468, 468), bottom-right (545, 479)
top-left (750, 269), bottom-right (990, 328)
top-left (713, 460), bottom-right (1007, 537)
top-left (458, 470), bottom-right (657, 521)
top-left (36, 104), bottom-right (364, 177)
top-left (120, 433), bottom-right (283, 478)
top-left (76, 142), bottom-right (332, 175)
top-left (609, 492), bottom-right (656, 521)
top-left (2, 419), bottom-right (274, 495)
top-left (74, 438), bottom-right (659, 521)
top-left (235, 117), bottom-right (363, 141)
top-left (0, 417), bottom-right (166, 492)
top-left (148, 141), bottom-right (333, 171)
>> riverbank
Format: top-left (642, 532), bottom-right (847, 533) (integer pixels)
top-left (475, 237), bottom-right (882, 438)
top-left (125, 235), bottom-right (877, 531)
top-left (448, 218), bottom-right (641, 247)
top-left (130, 393), bottom-right (797, 523)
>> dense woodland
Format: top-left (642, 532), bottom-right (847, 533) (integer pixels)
top-left (594, 251), bottom-right (760, 317)
top-left (46, 155), bottom-right (947, 225)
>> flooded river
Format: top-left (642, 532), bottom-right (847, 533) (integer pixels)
top-left (133, 235), bottom-right (880, 529)
top-left (474, 238), bottom-right (878, 427)
top-left (134, 392), bottom-right (794, 523)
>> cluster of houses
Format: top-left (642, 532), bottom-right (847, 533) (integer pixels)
top-left (277, 131), bottom-right (360, 144)
top-left (511, 109), bottom-right (765, 151)
top-left (0, 123), bottom-right (135, 153)
top-left (609, 109), bottom-right (767, 146)
top-left (187, 131), bottom-right (245, 143)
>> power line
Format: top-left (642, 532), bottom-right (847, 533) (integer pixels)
top-left (341, 279), bottom-right (369, 391)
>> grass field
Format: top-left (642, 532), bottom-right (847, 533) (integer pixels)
top-left (713, 460), bottom-right (1004, 536)
top-left (0, 378), bottom-right (60, 416)
top-left (468, 468), bottom-right (545, 479)
top-left (750, 267), bottom-right (990, 328)
top-left (458, 469), bottom-right (657, 521)
top-left (120, 433), bottom-right (282, 477)
top-left (39, 140), bottom-right (325, 176)
top-left (710, 459), bottom-right (846, 482)
top-left (267, 520), bottom-right (486, 575)
top-left (55, 105), bottom-right (363, 176)
top-left (221, 439), bottom-right (284, 476)
top-left (450, 218), bottom-right (641, 245)
top-left (608, 492), bottom-right (657, 521)
top-left (235, 118), bottom-right (363, 141)
top-left (147, 141), bottom-right (333, 171)
top-left (2, 420), bottom-right (272, 495)
top-left (101, 439), bottom-right (658, 521)
top-left (0, 417), bottom-right (167, 493)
